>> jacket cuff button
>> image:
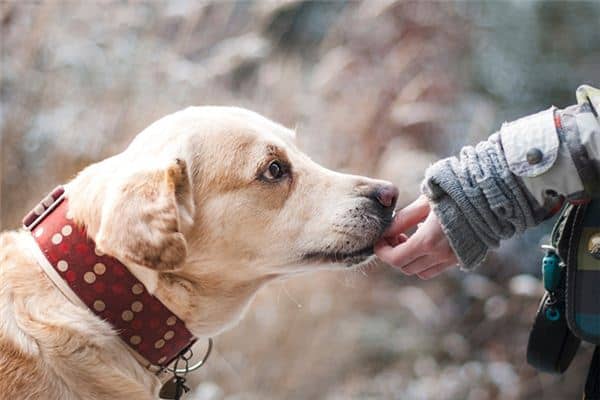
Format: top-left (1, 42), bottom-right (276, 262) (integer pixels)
top-left (526, 148), bottom-right (543, 165)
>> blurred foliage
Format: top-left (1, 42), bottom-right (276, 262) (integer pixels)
top-left (1, 1), bottom-right (599, 399)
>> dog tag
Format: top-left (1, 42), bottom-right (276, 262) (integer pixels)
top-left (159, 376), bottom-right (189, 399)
top-left (159, 378), bottom-right (178, 399)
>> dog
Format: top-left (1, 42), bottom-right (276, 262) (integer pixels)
top-left (0, 106), bottom-right (398, 399)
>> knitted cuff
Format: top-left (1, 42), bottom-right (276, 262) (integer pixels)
top-left (428, 193), bottom-right (488, 270)
top-left (421, 157), bottom-right (491, 269)
top-left (421, 134), bottom-right (543, 270)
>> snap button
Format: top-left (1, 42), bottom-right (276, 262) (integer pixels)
top-left (526, 148), bottom-right (543, 165)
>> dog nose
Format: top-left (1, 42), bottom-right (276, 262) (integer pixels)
top-left (375, 184), bottom-right (399, 209)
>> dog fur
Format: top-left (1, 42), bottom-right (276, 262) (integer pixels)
top-left (0, 107), bottom-right (396, 399)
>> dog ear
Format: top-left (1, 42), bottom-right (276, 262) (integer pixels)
top-left (95, 158), bottom-right (195, 272)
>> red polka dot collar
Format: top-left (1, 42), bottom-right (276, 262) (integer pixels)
top-left (23, 186), bottom-right (197, 369)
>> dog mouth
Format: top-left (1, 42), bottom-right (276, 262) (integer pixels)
top-left (301, 203), bottom-right (394, 267)
top-left (302, 245), bottom-right (375, 266)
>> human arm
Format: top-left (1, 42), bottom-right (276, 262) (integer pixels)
top-left (376, 85), bottom-right (600, 276)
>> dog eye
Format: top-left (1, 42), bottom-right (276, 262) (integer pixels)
top-left (262, 160), bottom-right (285, 181)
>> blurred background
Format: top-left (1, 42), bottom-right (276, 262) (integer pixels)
top-left (1, 1), bottom-right (599, 399)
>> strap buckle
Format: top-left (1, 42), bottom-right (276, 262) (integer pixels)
top-left (22, 186), bottom-right (66, 231)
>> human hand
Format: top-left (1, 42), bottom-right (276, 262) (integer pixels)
top-left (375, 195), bottom-right (459, 279)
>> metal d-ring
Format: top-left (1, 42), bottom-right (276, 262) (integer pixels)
top-left (167, 338), bottom-right (213, 375)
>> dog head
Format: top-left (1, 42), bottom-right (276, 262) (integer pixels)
top-left (67, 107), bottom-right (397, 335)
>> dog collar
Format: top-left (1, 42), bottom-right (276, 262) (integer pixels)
top-left (23, 186), bottom-right (197, 369)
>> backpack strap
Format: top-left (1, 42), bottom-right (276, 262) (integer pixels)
top-left (526, 203), bottom-right (582, 373)
top-left (584, 346), bottom-right (600, 400)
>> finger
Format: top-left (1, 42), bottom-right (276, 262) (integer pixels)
top-left (399, 255), bottom-right (441, 275)
top-left (378, 232), bottom-right (408, 248)
top-left (409, 213), bottom-right (459, 264)
top-left (416, 262), bottom-right (457, 280)
top-left (384, 196), bottom-right (430, 239)
top-left (391, 233), bottom-right (409, 247)
top-left (375, 237), bottom-right (425, 269)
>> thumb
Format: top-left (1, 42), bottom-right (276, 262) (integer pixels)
top-left (384, 195), bottom-right (430, 239)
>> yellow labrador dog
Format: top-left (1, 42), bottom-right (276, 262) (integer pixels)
top-left (0, 107), bottom-right (398, 399)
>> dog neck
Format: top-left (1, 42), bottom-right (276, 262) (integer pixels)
top-left (154, 267), bottom-right (279, 338)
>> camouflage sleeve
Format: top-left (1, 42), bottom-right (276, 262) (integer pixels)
top-left (422, 85), bottom-right (600, 269)
top-left (506, 85), bottom-right (600, 204)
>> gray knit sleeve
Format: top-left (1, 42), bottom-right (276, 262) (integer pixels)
top-left (421, 133), bottom-right (547, 269)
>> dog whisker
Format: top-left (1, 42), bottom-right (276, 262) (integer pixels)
top-left (282, 283), bottom-right (303, 309)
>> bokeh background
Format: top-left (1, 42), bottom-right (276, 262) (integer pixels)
top-left (2, 1), bottom-right (600, 399)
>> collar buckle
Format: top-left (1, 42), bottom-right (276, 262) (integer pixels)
top-left (22, 186), bottom-right (66, 231)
